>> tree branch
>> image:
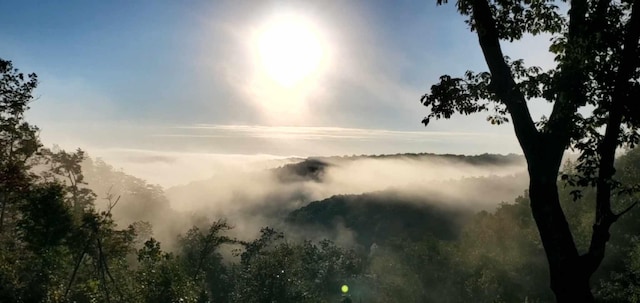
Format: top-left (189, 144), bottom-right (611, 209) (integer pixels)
top-left (545, 0), bottom-right (591, 161)
top-left (585, 0), bottom-right (640, 274)
top-left (64, 241), bottom-right (89, 299)
top-left (568, 0), bottom-right (588, 40)
top-left (615, 201), bottom-right (639, 219)
top-left (591, 0), bottom-right (612, 32)
top-left (470, 0), bottom-right (539, 157)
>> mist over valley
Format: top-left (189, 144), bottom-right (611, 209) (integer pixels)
top-left (73, 152), bottom-right (525, 250)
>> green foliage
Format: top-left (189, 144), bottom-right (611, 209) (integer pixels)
top-left (40, 147), bottom-right (96, 219)
top-left (177, 220), bottom-right (234, 302)
top-left (452, 197), bottom-right (551, 302)
top-left (134, 238), bottom-right (200, 303)
top-left (597, 237), bottom-right (640, 302)
top-left (446, 0), bottom-right (565, 40)
top-left (17, 183), bottom-right (73, 252)
top-left (231, 228), bottom-right (364, 303)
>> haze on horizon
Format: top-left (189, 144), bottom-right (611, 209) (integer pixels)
top-left (0, 0), bottom-right (557, 186)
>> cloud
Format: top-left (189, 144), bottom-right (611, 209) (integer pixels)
top-left (163, 124), bottom-right (504, 141)
top-left (151, 124), bottom-right (521, 164)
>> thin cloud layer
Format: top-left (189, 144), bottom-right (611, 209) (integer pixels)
top-left (165, 124), bottom-right (505, 140)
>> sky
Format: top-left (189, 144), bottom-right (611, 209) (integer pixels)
top-left (0, 0), bottom-right (558, 186)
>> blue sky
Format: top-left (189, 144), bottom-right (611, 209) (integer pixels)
top-left (0, 1), bottom-right (557, 185)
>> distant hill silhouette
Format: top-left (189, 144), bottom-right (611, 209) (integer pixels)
top-left (270, 152), bottom-right (525, 183)
top-left (273, 158), bottom-right (329, 182)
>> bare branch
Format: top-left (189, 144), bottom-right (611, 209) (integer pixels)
top-left (107, 195), bottom-right (120, 214)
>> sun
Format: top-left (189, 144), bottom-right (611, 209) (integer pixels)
top-left (245, 11), bottom-right (331, 124)
top-left (254, 14), bottom-right (326, 87)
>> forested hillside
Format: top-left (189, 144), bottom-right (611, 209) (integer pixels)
top-left (4, 141), bottom-right (640, 302)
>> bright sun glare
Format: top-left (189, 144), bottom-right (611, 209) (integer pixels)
top-left (255, 14), bottom-right (326, 88)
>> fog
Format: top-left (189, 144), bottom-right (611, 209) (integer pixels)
top-left (154, 154), bottom-right (529, 244)
top-left (81, 153), bottom-right (529, 250)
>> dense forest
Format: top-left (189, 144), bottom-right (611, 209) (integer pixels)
top-left (2, 58), bottom-right (640, 302)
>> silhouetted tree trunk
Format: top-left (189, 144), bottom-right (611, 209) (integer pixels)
top-left (529, 168), bottom-right (593, 302)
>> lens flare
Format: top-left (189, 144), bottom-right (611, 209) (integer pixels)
top-left (341, 284), bottom-right (349, 293)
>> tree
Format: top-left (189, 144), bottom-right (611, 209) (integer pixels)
top-left (41, 147), bottom-right (96, 220)
top-left (178, 219), bottom-right (233, 302)
top-left (135, 238), bottom-right (199, 303)
top-left (14, 183), bottom-right (74, 302)
top-left (420, 0), bottom-right (640, 301)
top-left (0, 59), bottom-right (39, 234)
